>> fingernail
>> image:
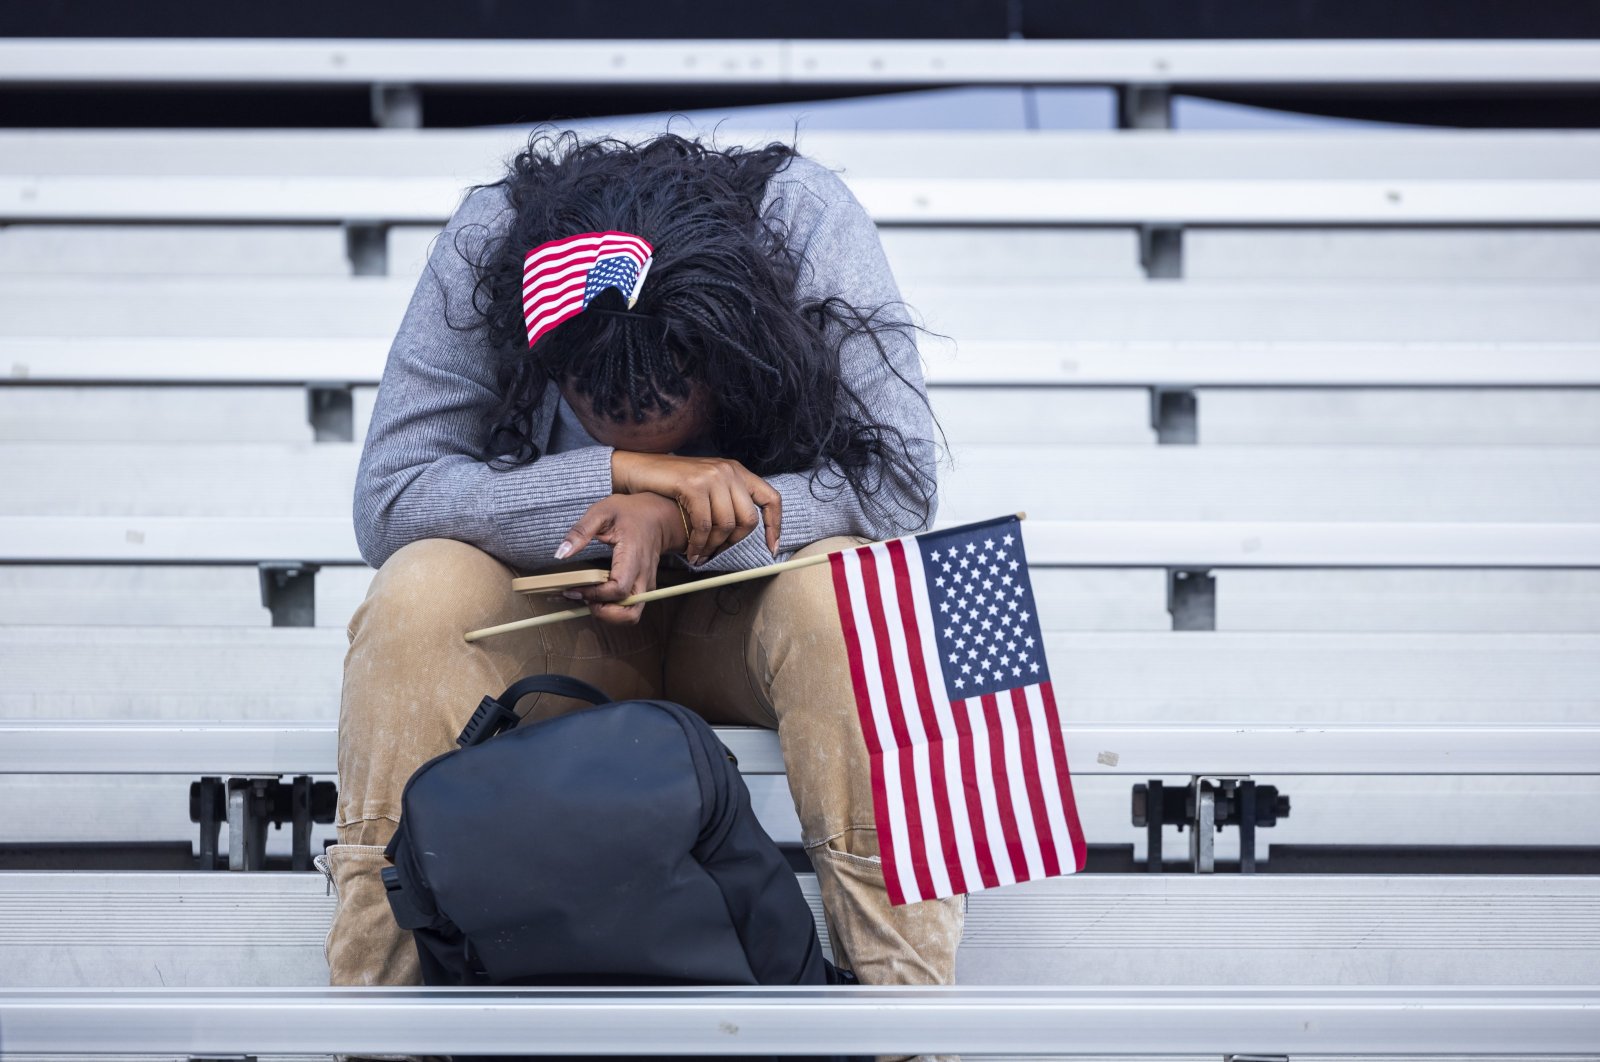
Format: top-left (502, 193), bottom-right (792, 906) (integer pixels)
top-left (689, 555), bottom-right (702, 567)
top-left (562, 590), bottom-right (584, 601)
top-left (554, 542), bottom-right (573, 559)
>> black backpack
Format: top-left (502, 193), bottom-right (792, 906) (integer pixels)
top-left (382, 674), bottom-right (865, 1062)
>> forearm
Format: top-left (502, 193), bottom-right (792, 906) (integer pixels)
top-left (353, 445), bottom-right (617, 570)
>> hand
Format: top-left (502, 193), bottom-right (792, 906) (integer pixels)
top-left (555, 493), bottom-right (684, 625)
top-left (611, 451), bottom-right (781, 565)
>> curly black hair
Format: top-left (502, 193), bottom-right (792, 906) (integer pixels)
top-left (446, 119), bottom-right (945, 532)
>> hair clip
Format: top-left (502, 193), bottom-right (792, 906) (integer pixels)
top-left (522, 230), bottom-right (654, 348)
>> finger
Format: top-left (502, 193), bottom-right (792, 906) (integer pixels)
top-left (556, 499), bottom-right (614, 560)
top-left (701, 484), bottom-right (740, 559)
top-left (589, 600), bottom-right (645, 625)
top-left (682, 493), bottom-right (715, 567)
top-left (723, 482), bottom-right (760, 551)
top-left (586, 546), bottom-right (654, 624)
top-left (746, 476), bottom-right (782, 557)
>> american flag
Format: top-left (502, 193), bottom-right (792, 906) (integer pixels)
top-left (522, 229), bottom-right (654, 348)
top-left (828, 514), bottom-right (1087, 906)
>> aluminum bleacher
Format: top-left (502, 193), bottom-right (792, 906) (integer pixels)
top-left (1, 34), bottom-right (1598, 1060)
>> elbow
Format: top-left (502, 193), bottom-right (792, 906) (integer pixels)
top-left (352, 470), bottom-right (409, 571)
top-left (353, 499), bottom-right (399, 571)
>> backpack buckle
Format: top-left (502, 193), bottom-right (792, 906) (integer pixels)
top-left (456, 695), bottom-right (519, 748)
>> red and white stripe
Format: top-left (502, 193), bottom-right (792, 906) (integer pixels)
top-left (521, 230), bottom-right (653, 347)
top-left (829, 538), bottom-right (1087, 906)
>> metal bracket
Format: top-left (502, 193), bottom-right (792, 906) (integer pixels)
top-left (370, 82), bottom-right (423, 128)
top-left (190, 775), bottom-right (337, 871)
top-left (1132, 777), bottom-right (1290, 873)
top-left (1118, 83), bottom-right (1173, 130)
top-left (1139, 224), bottom-right (1184, 279)
top-left (1150, 387), bottom-right (1198, 444)
top-left (190, 776), bottom-right (224, 870)
top-left (344, 222), bottom-right (389, 276)
top-left (307, 383), bottom-right (355, 442)
top-left (1166, 568), bottom-right (1216, 631)
top-left (258, 562), bottom-right (321, 628)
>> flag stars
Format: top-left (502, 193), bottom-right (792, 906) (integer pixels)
top-left (1003, 533), bottom-right (1014, 546)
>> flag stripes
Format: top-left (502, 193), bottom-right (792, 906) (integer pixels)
top-left (521, 230), bottom-right (653, 348)
top-left (829, 523), bottom-right (1086, 906)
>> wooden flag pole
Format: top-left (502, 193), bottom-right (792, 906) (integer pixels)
top-left (462, 512), bottom-right (1027, 643)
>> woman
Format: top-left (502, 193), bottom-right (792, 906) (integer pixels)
top-left (328, 125), bottom-right (960, 1035)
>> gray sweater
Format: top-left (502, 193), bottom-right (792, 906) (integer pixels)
top-left (353, 153), bottom-right (938, 574)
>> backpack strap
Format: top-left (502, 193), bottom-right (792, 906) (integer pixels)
top-left (456, 674), bottom-right (612, 748)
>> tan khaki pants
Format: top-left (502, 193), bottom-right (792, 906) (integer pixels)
top-left (329, 535), bottom-right (964, 1012)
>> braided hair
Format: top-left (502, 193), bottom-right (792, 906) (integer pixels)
top-left (446, 121), bottom-right (942, 531)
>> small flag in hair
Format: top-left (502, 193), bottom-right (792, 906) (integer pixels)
top-left (523, 229), bottom-right (654, 348)
top-left (828, 514), bottom-right (1086, 906)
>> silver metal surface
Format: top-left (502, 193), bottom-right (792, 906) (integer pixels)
top-left (7, 873), bottom-right (1598, 990)
top-left (4, 628), bottom-right (1596, 726)
top-left (1, 986), bottom-right (1596, 1056)
top-left (6, 721), bottom-right (1600, 777)
top-left (1191, 781), bottom-right (1216, 873)
top-left (13, 336), bottom-right (1600, 387)
top-left (11, 277), bottom-right (1600, 340)
top-left (1, 39), bottom-right (1597, 86)
top-left (7, 517), bottom-right (1599, 567)
top-left (6, 171), bottom-right (1600, 225)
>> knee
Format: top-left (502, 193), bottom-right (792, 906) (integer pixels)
top-left (350, 537), bottom-right (514, 642)
top-left (761, 535), bottom-right (862, 647)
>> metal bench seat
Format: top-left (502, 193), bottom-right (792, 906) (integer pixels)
top-left (9, 720), bottom-right (1598, 778)
top-left (13, 335), bottom-right (1600, 388)
top-left (6, 130), bottom-right (1600, 225)
top-left (3, 872), bottom-right (1596, 993)
top-left (4, 37), bottom-right (1599, 90)
top-left (4, 983), bottom-right (1597, 1058)
top-left (3, 626), bottom-right (1595, 726)
top-left (6, 128), bottom-right (1600, 182)
top-left (8, 440), bottom-right (1600, 521)
top-left (5, 277), bottom-right (1597, 340)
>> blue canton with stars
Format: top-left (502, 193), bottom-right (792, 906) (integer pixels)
top-left (583, 254), bottom-right (642, 308)
top-left (917, 515), bottom-right (1050, 700)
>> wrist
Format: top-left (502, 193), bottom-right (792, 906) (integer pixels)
top-left (609, 449), bottom-right (632, 493)
top-left (635, 491), bottom-right (688, 554)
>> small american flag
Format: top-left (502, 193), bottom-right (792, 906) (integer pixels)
top-left (522, 229), bottom-right (654, 348)
top-left (829, 514), bottom-right (1086, 906)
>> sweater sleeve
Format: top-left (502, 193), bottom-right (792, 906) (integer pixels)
top-left (351, 184), bottom-right (617, 571)
top-left (693, 163), bottom-right (940, 572)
